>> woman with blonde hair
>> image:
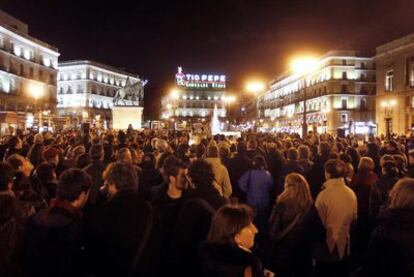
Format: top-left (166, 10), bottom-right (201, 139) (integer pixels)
top-left (264, 173), bottom-right (324, 277)
top-left (360, 178), bottom-right (414, 277)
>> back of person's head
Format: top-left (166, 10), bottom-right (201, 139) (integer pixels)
top-left (155, 139), bottom-right (169, 153)
top-left (0, 162), bottom-right (14, 191)
top-left (247, 139), bottom-right (257, 151)
top-left (188, 159), bottom-right (215, 189)
top-left (219, 146), bottom-right (230, 159)
top-left (252, 155), bottom-right (267, 170)
top-left (393, 154), bottom-right (407, 169)
top-left (141, 152), bottom-right (156, 169)
top-left (6, 154), bottom-right (24, 170)
top-left (382, 160), bottom-right (399, 177)
top-left (89, 144), bottom-right (104, 160)
top-left (358, 157), bottom-right (375, 172)
top-left (34, 133), bottom-right (44, 144)
top-left (339, 153), bottom-right (352, 164)
top-left (298, 145), bottom-right (311, 160)
top-left (157, 151), bottom-right (174, 170)
top-left (287, 147), bottom-right (299, 161)
top-left (117, 131), bottom-right (127, 144)
top-left (35, 162), bottom-right (56, 183)
top-left (277, 173), bottom-right (313, 213)
top-left (236, 141), bottom-right (247, 154)
top-left (8, 136), bottom-right (20, 149)
top-left (195, 143), bottom-right (206, 159)
top-left (116, 148), bottom-right (132, 163)
top-left (319, 142), bottom-right (331, 157)
top-left (57, 168), bottom-right (92, 202)
top-left (207, 204), bottom-right (253, 246)
top-left (390, 178), bottom-right (414, 210)
top-left (76, 153), bottom-right (91, 169)
top-left (103, 162), bottom-right (138, 192)
top-left (324, 159), bottom-right (346, 179)
top-left (163, 156), bottom-right (187, 180)
top-left (206, 145), bottom-right (219, 158)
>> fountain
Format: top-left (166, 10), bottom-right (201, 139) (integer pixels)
top-left (210, 104), bottom-right (241, 137)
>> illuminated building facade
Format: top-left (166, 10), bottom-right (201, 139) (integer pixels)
top-left (0, 10), bottom-right (59, 130)
top-left (258, 50), bottom-right (376, 135)
top-left (375, 34), bottom-right (414, 136)
top-left (161, 67), bottom-right (232, 123)
top-left (57, 60), bottom-right (140, 125)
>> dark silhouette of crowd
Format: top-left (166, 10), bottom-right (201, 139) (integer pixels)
top-left (1, 128), bottom-right (414, 277)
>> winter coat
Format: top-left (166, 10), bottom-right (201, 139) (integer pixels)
top-left (351, 170), bottom-right (378, 219)
top-left (227, 153), bottom-right (252, 201)
top-left (359, 208), bottom-right (414, 277)
top-left (265, 203), bottom-right (325, 277)
top-left (198, 242), bottom-right (264, 277)
top-left (238, 169), bottom-right (274, 210)
top-left (369, 175), bottom-right (399, 220)
top-left (23, 199), bottom-right (85, 277)
top-left (85, 190), bottom-right (161, 277)
top-left (205, 157), bottom-right (232, 197)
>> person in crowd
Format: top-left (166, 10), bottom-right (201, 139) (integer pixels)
top-left (43, 146), bottom-right (60, 167)
top-left (198, 204), bottom-right (264, 277)
top-left (298, 145), bottom-right (314, 177)
top-left (339, 153), bottom-right (355, 185)
top-left (83, 144), bottom-right (106, 206)
top-left (238, 155), bottom-right (274, 237)
top-left (346, 147), bottom-right (361, 175)
top-left (139, 152), bottom-right (164, 200)
top-left (380, 140), bottom-right (402, 156)
top-left (366, 141), bottom-right (381, 176)
top-left (393, 154), bottom-right (408, 178)
top-left (31, 162), bottom-right (58, 203)
top-left (314, 159), bottom-right (357, 277)
top-left (0, 161), bottom-right (30, 276)
top-left (86, 162), bottom-right (161, 276)
top-left (227, 141), bottom-right (252, 202)
top-left (369, 160), bottom-right (399, 221)
top-left (205, 145), bottom-right (232, 198)
top-left (246, 139), bottom-right (264, 161)
top-left (3, 136), bottom-right (22, 160)
top-left (359, 178), bottom-right (414, 277)
top-left (176, 143), bottom-right (191, 165)
top-left (27, 138), bottom-right (45, 168)
top-left (24, 168), bottom-right (92, 277)
top-left (265, 173), bottom-right (325, 277)
top-left (280, 148), bottom-right (305, 182)
top-left (406, 149), bottom-right (414, 178)
top-left (173, 159), bottom-right (228, 275)
top-left (309, 142), bottom-right (331, 198)
top-left (152, 156), bottom-right (188, 275)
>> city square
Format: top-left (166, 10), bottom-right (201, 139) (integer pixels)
top-left (1, 1), bottom-right (414, 277)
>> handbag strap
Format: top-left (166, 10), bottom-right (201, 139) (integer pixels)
top-left (129, 201), bottom-right (154, 276)
top-left (276, 213), bottom-right (301, 241)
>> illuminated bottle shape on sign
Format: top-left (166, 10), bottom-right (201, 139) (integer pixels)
top-left (175, 66), bottom-right (226, 89)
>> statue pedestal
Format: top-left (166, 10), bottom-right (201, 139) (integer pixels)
top-left (112, 106), bottom-right (143, 130)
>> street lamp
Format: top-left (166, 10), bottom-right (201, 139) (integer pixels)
top-left (381, 100), bottom-right (396, 139)
top-left (290, 56), bottom-right (318, 138)
top-left (28, 83), bottom-right (44, 130)
top-left (246, 81), bottom-right (265, 130)
top-left (169, 89), bottom-right (180, 130)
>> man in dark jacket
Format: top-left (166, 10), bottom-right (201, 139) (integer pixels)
top-left (227, 142), bottom-right (252, 201)
top-left (24, 168), bottom-right (92, 277)
top-left (83, 144), bottom-right (106, 206)
top-left (85, 162), bottom-right (161, 277)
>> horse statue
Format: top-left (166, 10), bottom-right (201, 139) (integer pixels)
top-left (113, 79), bottom-right (147, 106)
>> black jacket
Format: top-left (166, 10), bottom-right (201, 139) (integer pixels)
top-left (85, 190), bottom-right (161, 277)
top-left (359, 208), bottom-right (414, 277)
top-left (198, 242), bottom-right (264, 277)
top-left (24, 200), bottom-right (85, 277)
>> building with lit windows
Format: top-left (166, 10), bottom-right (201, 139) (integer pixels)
top-left (57, 60), bottom-right (140, 127)
top-left (161, 67), bottom-right (234, 125)
top-left (375, 34), bottom-right (414, 136)
top-left (0, 10), bottom-right (59, 132)
top-left (257, 50), bottom-right (376, 136)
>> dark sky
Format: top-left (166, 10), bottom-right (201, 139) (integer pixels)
top-left (2, 0), bottom-right (414, 119)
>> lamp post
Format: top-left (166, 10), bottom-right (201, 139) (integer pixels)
top-left (290, 57), bottom-right (318, 138)
top-left (246, 81), bottom-right (265, 131)
top-left (382, 100), bottom-right (396, 139)
top-left (169, 89), bottom-right (180, 131)
top-left (28, 83), bottom-right (44, 130)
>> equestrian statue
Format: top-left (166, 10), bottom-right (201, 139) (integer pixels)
top-left (113, 77), bottom-right (147, 106)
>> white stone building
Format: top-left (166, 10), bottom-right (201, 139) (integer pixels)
top-left (0, 10), bottom-right (59, 131)
top-left (257, 50), bottom-right (376, 136)
top-left (57, 60), bottom-right (140, 126)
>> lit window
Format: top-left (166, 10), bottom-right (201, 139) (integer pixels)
top-left (385, 69), bottom-right (394, 91)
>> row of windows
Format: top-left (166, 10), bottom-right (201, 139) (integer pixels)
top-left (58, 85), bottom-right (117, 97)
top-left (59, 70), bottom-right (129, 87)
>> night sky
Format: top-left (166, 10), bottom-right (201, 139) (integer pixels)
top-left (2, 0), bottom-right (414, 119)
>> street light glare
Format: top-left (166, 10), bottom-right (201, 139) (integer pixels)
top-left (290, 57), bottom-right (319, 75)
top-left (29, 83), bottom-right (44, 99)
top-left (170, 89), bottom-right (180, 99)
top-left (246, 82), bottom-right (265, 93)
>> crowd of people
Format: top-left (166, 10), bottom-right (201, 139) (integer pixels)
top-left (1, 127), bottom-right (414, 277)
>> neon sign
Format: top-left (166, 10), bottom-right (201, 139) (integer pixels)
top-left (175, 67), bottom-right (226, 89)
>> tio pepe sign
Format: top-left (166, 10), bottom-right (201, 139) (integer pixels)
top-left (175, 67), bottom-right (226, 89)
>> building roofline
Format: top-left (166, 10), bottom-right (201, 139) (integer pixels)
top-left (58, 60), bottom-right (140, 79)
